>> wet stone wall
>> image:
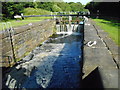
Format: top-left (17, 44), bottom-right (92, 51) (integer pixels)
top-left (0, 20), bottom-right (55, 67)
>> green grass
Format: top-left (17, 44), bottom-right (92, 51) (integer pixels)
top-left (0, 8), bottom-right (53, 31)
top-left (93, 18), bottom-right (120, 46)
top-left (0, 20), bottom-right (41, 31)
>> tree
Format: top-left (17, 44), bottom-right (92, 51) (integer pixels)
top-left (56, 2), bottom-right (71, 11)
top-left (69, 2), bottom-right (84, 12)
top-left (2, 2), bottom-right (24, 20)
top-left (37, 2), bottom-right (54, 11)
top-left (2, 2), bottom-right (37, 20)
top-left (85, 1), bottom-right (119, 17)
top-left (52, 4), bottom-right (62, 12)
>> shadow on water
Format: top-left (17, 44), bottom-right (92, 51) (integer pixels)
top-left (46, 34), bottom-right (82, 88)
top-left (82, 67), bottom-right (104, 89)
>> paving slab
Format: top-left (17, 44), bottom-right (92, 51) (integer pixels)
top-left (83, 19), bottom-right (119, 89)
top-left (90, 19), bottom-right (119, 66)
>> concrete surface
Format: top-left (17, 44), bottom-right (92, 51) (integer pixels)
top-left (82, 19), bottom-right (119, 89)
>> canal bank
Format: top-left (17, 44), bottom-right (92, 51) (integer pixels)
top-left (82, 18), bottom-right (119, 89)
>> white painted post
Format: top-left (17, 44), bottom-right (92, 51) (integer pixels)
top-left (51, 12), bottom-right (53, 19)
top-left (51, 12), bottom-right (52, 15)
top-left (7, 22), bottom-right (14, 36)
top-left (21, 13), bottom-right (24, 19)
top-left (97, 10), bottom-right (99, 18)
top-left (2, 23), bottom-right (7, 31)
top-left (54, 15), bottom-right (56, 20)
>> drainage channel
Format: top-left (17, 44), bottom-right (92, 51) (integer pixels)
top-left (3, 25), bottom-right (83, 89)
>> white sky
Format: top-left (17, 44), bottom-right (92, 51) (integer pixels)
top-left (63, 0), bottom-right (92, 5)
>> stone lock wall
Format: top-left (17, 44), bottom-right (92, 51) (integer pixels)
top-left (0, 20), bottom-right (55, 67)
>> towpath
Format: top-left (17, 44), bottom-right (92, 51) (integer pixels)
top-left (82, 18), bottom-right (119, 89)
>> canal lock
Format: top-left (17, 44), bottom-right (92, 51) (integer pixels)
top-left (3, 19), bottom-right (85, 88)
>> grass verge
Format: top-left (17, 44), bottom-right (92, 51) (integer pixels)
top-left (0, 20), bottom-right (41, 31)
top-left (93, 18), bottom-right (120, 46)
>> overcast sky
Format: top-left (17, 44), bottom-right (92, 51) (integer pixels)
top-left (63, 0), bottom-right (92, 5)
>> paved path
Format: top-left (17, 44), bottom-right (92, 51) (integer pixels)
top-left (82, 19), bottom-right (119, 89)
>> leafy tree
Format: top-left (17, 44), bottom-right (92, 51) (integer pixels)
top-left (69, 2), bottom-right (84, 12)
top-left (56, 2), bottom-right (71, 11)
top-left (37, 2), bottom-right (54, 11)
top-left (2, 2), bottom-right (24, 20)
top-left (85, 1), bottom-right (119, 17)
top-left (2, 2), bottom-right (37, 20)
top-left (23, 2), bottom-right (35, 8)
top-left (2, 1), bottom-right (86, 20)
top-left (52, 4), bottom-right (62, 12)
